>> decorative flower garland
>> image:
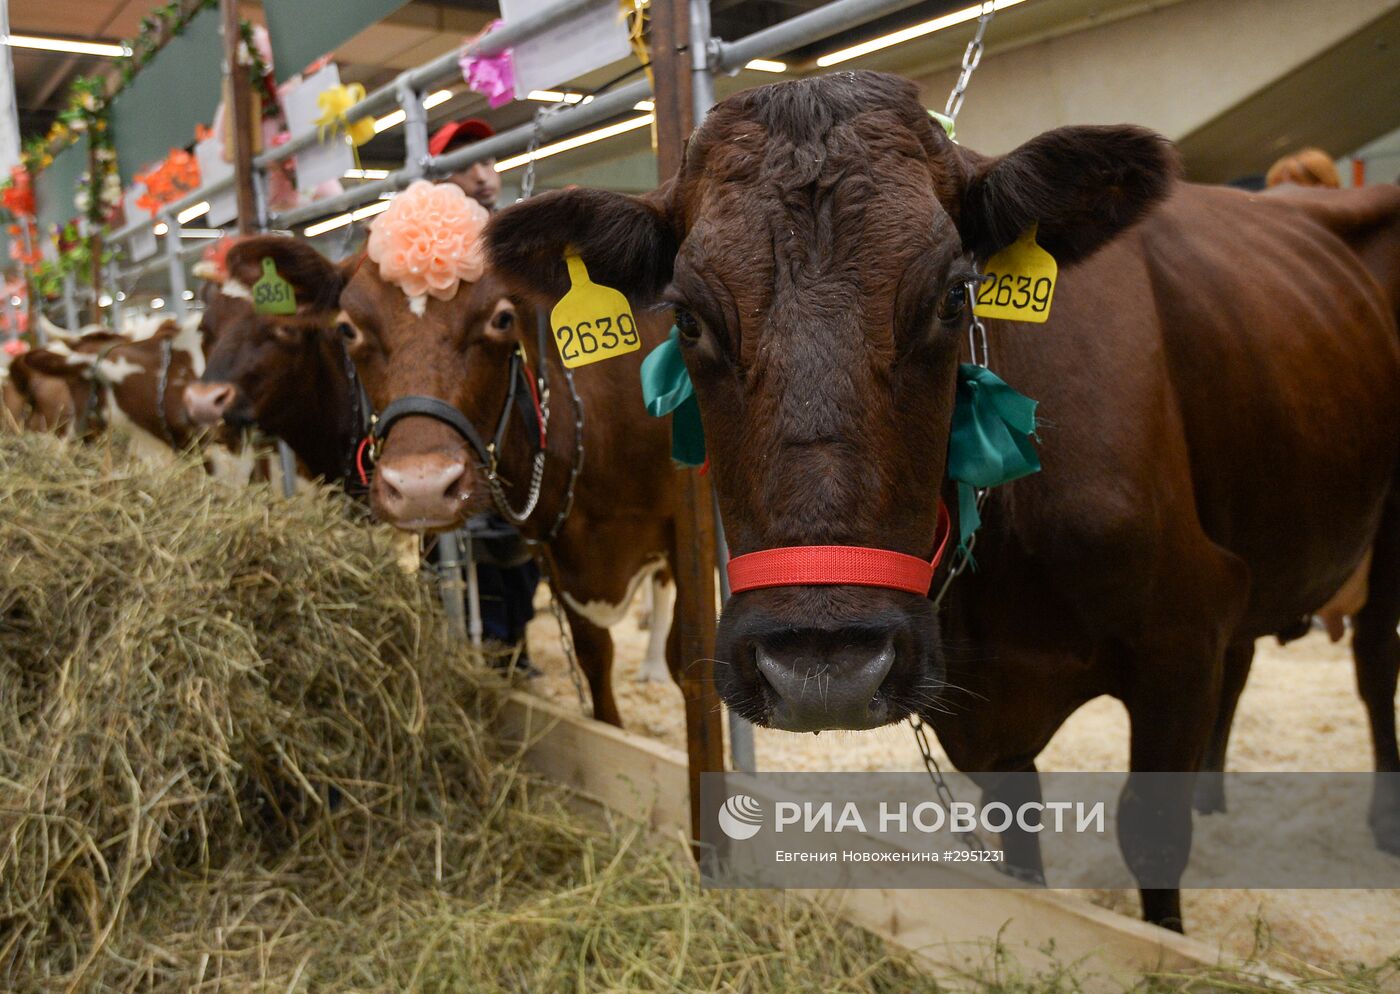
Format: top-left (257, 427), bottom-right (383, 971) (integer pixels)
top-left (3, 0), bottom-right (281, 313)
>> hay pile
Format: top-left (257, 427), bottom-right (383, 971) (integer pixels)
top-left (0, 435), bottom-right (939, 994)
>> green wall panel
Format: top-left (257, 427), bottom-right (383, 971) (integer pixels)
top-left (35, 134), bottom-right (89, 239)
top-left (109, 6), bottom-right (223, 181)
top-left (264, 0), bottom-right (411, 83)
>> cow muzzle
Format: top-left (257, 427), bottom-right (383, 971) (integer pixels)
top-left (714, 504), bottom-right (952, 731)
top-left (371, 451), bottom-right (471, 532)
top-left (183, 381), bottom-right (236, 426)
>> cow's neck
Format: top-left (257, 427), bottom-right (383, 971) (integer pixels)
top-left (269, 336), bottom-right (358, 484)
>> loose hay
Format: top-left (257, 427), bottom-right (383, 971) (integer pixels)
top-left (0, 435), bottom-right (936, 993)
top-left (2, 435), bottom-right (1393, 994)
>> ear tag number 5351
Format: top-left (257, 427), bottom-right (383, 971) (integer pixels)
top-left (550, 253), bottom-right (641, 369)
top-left (974, 224), bottom-right (1057, 324)
top-left (252, 258), bottom-right (297, 316)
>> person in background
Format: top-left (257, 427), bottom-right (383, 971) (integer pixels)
top-left (429, 118), bottom-right (504, 209)
top-left (1265, 147), bottom-right (1341, 189)
top-left (427, 117), bottom-right (541, 674)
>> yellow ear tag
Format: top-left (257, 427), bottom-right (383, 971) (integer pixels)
top-left (549, 254), bottom-right (641, 369)
top-left (974, 224), bottom-right (1057, 324)
top-left (252, 258), bottom-right (297, 316)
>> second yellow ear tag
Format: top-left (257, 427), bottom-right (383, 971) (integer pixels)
top-left (974, 224), bottom-right (1057, 323)
top-left (549, 254), bottom-right (641, 369)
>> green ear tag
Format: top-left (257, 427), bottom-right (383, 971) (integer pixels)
top-left (252, 258), bottom-right (297, 315)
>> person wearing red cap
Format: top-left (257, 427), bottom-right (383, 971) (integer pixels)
top-left (426, 116), bottom-right (538, 674)
top-left (429, 118), bottom-right (503, 210)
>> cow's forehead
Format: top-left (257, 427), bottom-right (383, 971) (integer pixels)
top-left (342, 264), bottom-right (509, 336)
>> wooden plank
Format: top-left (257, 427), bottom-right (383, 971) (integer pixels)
top-left (493, 691), bottom-right (1234, 987)
top-left (220, 0), bottom-right (258, 234)
top-left (648, 0), bottom-right (727, 849)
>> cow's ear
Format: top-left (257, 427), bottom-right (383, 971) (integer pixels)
top-left (956, 125), bottom-right (1179, 266)
top-left (486, 181), bottom-right (678, 306)
top-left (226, 235), bottom-right (344, 314)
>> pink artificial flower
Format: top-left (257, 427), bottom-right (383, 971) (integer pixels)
top-left (459, 20), bottom-right (515, 109)
top-left (367, 180), bottom-right (489, 301)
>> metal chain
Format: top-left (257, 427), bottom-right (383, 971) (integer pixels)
top-left (909, 715), bottom-right (986, 852)
top-left (943, 2), bottom-right (996, 124)
top-left (542, 365), bottom-right (584, 543)
top-left (487, 447), bottom-right (549, 523)
top-left (519, 102), bottom-right (570, 202)
top-left (539, 551), bottom-right (588, 710)
top-left (913, 4), bottom-right (1004, 861)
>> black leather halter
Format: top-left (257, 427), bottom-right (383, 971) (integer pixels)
top-left (363, 313), bottom-right (548, 489)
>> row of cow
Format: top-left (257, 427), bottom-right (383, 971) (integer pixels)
top-left (3, 71), bottom-right (1396, 934)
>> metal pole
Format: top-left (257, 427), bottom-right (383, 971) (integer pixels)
top-left (715, 0), bottom-right (928, 71)
top-left (689, 0), bottom-right (717, 118)
top-left (277, 440), bottom-right (297, 497)
top-left (436, 530), bottom-right (469, 641)
top-left (3, 294), bottom-right (17, 349)
top-left (163, 215), bottom-right (189, 321)
top-left (715, 490), bottom-right (756, 771)
top-left (61, 271), bottom-right (78, 331)
top-left (463, 533), bottom-right (483, 647)
top-left (106, 261), bottom-right (124, 331)
top-left (691, 0), bottom-right (754, 775)
top-left (398, 76), bottom-right (429, 181)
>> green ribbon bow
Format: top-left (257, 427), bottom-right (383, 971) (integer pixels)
top-left (639, 325), bottom-right (707, 467)
top-left (948, 363), bottom-right (1040, 551)
top-left (639, 337), bottom-right (1042, 548)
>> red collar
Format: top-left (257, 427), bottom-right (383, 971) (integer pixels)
top-left (726, 503), bottom-right (952, 596)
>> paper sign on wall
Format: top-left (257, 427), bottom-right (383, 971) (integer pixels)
top-left (195, 134), bottom-right (238, 227)
top-left (501, 0), bottom-right (631, 97)
top-left (284, 63), bottom-right (355, 195)
top-left (123, 187), bottom-right (157, 262)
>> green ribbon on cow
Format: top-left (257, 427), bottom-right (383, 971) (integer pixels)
top-left (639, 337), bottom-right (1042, 549)
top-left (639, 325), bottom-right (707, 467)
top-left (948, 363), bottom-right (1041, 552)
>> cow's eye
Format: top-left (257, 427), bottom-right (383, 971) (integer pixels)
top-left (338, 321), bottom-right (364, 349)
top-left (938, 283), bottom-right (968, 322)
top-left (675, 308), bottom-right (701, 343)
top-left (490, 308), bottom-right (515, 332)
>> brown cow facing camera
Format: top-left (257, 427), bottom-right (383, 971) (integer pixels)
top-left (486, 70), bottom-right (1400, 931)
top-left (184, 238), bottom-right (365, 487)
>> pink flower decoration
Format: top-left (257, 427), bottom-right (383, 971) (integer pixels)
top-left (367, 180), bottom-right (489, 301)
top-left (459, 20), bottom-right (515, 109)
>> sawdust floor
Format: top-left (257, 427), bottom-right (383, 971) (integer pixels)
top-left (522, 592), bottom-right (1399, 967)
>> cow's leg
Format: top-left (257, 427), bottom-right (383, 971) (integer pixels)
top-left (636, 572), bottom-right (674, 683)
top-left (1192, 642), bottom-right (1254, 815)
top-left (1355, 490), bottom-right (1400, 854)
top-left (1118, 642), bottom-right (1227, 932)
top-left (969, 766), bottom-right (1046, 884)
top-left (561, 604), bottom-right (621, 727)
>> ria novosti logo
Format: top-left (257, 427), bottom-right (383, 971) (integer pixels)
top-left (717, 794), bottom-right (764, 840)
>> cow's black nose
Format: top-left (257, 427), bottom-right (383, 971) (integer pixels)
top-left (751, 636), bottom-right (896, 732)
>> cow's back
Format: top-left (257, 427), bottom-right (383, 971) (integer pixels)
top-left (977, 182), bottom-right (1400, 640)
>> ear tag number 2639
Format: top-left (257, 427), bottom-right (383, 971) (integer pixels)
top-left (549, 254), bottom-right (641, 369)
top-left (252, 258), bottom-right (297, 316)
top-left (974, 224), bottom-right (1057, 324)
